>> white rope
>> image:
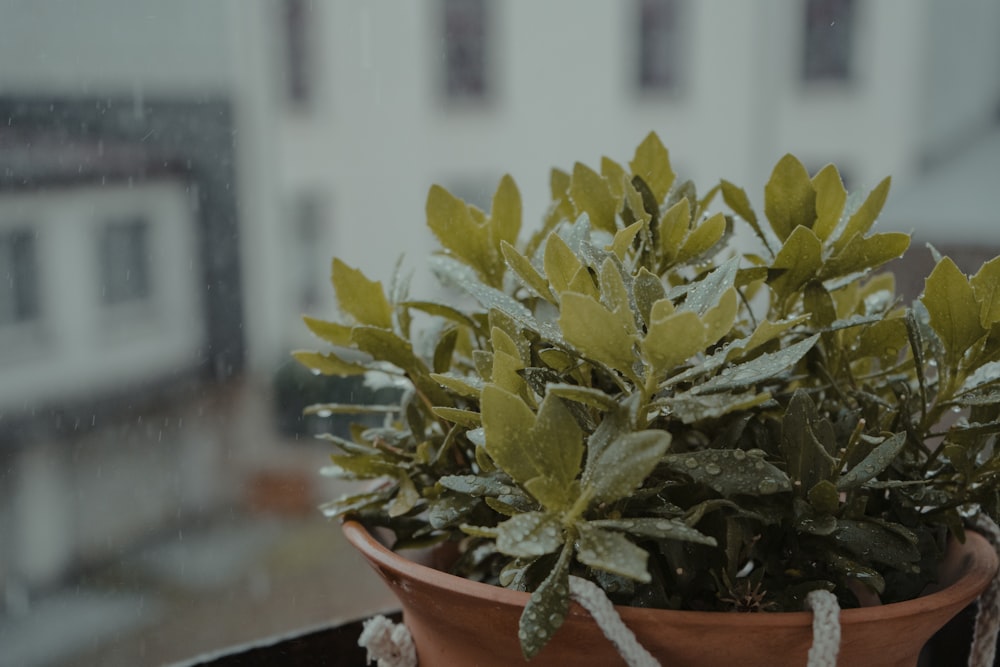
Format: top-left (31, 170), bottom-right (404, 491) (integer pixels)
top-left (568, 575), bottom-right (661, 667)
top-left (358, 614), bottom-right (417, 667)
top-left (805, 589), bottom-right (841, 667)
top-left (969, 513), bottom-right (1000, 667)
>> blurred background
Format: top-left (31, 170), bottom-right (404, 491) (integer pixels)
top-left (0, 1), bottom-right (998, 665)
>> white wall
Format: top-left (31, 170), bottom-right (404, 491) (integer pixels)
top-left (0, 0), bottom-right (234, 96)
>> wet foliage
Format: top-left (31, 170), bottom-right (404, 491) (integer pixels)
top-left (297, 133), bottom-right (1000, 658)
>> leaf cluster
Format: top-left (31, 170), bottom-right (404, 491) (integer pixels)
top-left (296, 133), bottom-right (1000, 658)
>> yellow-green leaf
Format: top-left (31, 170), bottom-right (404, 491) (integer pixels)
top-left (576, 523), bottom-right (650, 582)
top-left (432, 407), bottom-right (482, 428)
top-left (560, 292), bottom-right (638, 376)
top-left (501, 241), bottom-right (557, 303)
top-left (770, 226), bottom-right (822, 297)
top-left (659, 198), bottom-right (691, 261)
top-left (292, 350), bottom-right (367, 376)
top-left (721, 179), bottom-right (771, 253)
top-left (833, 177), bottom-right (891, 253)
top-left (570, 162), bottom-right (618, 234)
top-left (702, 288), bottom-right (739, 346)
top-left (642, 310), bottom-right (706, 374)
top-left (677, 212), bottom-right (726, 264)
top-left (820, 232), bottom-right (910, 280)
top-left (426, 185), bottom-right (499, 285)
top-left (490, 174), bottom-right (522, 249)
top-left (629, 131), bottom-right (675, 204)
top-left (302, 315), bottom-right (353, 346)
top-left (811, 164), bottom-right (847, 242)
top-left (972, 256), bottom-right (1000, 328)
top-left (544, 233), bottom-right (585, 295)
top-left (331, 259), bottom-right (393, 329)
top-left (601, 156), bottom-right (629, 200)
top-left (922, 257), bottom-right (986, 362)
top-left (764, 154), bottom-right (816, 242)
top-left (609, 221), bottom-right (642, 261)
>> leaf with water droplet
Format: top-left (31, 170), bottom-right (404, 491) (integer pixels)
top-left (837, 432), bottom-right (907, 491)
top-left (518, 544), bottom-right (572, 659)
top-left (588, 517), bottom-right (716, 546)
top-left (693, 335), bottom-right (819, 395)
top-left (495, 512), bottom-right (565, 558)
top-left (583, 429), bottom-right (671, 503)
top-left (574, 523), bottom-right (650, 582)
top-left (664, 449), bottom-right (792, 497)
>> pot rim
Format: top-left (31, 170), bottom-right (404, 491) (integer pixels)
top-left (341, 518), bottom-right (998, 628)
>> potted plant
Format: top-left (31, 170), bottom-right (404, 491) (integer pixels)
top-left (295, 133), bottom-right (1000, 666)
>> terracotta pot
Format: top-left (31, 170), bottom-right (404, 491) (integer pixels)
top-left (342, 520), bottom-right (998, 667)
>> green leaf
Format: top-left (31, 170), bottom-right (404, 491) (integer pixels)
top-left (641, 310), bottom-right (705, 375)
top-left (833, 519), bottom-right (921, 568)
top-left (559, 292), bottom-right (638, 376)
top-left (781, 391), bottom-right (837, 492)
top-left (583, 430), bottom-right (671, 503)
top-left (837, 432), bottom-right (907, 491)
top-left (291, 350), bottom-right (367, 376)
top-left (664, 449), bottom-right (792, 496)
top-left (677, 212), bottom-right (727, 263)
top-left (501, 241), bottom-right (557, 303)
top-left (318, 489), bottom-right (390, 519)
top-left (431, 407), bottom-right (482, 428)
top-left (575, 523), bottom-right (650, 582)
top-left (545, 383), bottom-right (619, 411)
top-left (972, 256), bottom-right (1000, 328)
top-left (820, 232), bottom-right (910, 280)
top-left (629, 131), bottom-right (674, 204)
top-left (659, 198), bottom-right (691, 261)
top-left (328, 453), bottom-right (401, 479)
top-left (681, 258), bottom-right (739, 317)
top-left (588, 518), bottom-right (717, 546)
top-left (302, 316), bottom-right (353, 346)
top-left (720, 179), bottom-right (771, 253)
top-left (661, 389), bottom-right (772, 424)
top-left (388, 475), bottom-right (420, 517)
top-left (770, 226), bottom-right (822, 297)
top-left (811, 164), bottom-right (847, 242)
top-left (833, 177), bottom-right (891, 253)
top-left (544, 233), bottom-right (586, 296)
top-left (426, 185), bottom-right (500, 286)
top-left (431, 372), bottom-right (483, 398)
top-left (633, 268), bottom-right (666, 327)
top-left (495, 512), bottom-right (565, 558)
top-left (609, 221), bottom-right (642, 261)
top-left (570, 162), bottom-right (618, 234)
top-left (490, 174), bottom-right (522, 250)
top-left (402, 300), bottom-right (479, 329)
top-left (518, 545), bottom-right (572, 659)
top-left (922, 257), bottom-right (987, 363)
top-left (481, 386), bottom-right (583, 510)
top-left (807, 479), bottom-right (840, 515)
top-left (693, 334), bottom-right (819, 394)
top-left (331, 259), bottom-right (393, 329)
top-left (764, 154), bottom-right (816, 242)
top-left (601, 156), bottom-right (629, 199)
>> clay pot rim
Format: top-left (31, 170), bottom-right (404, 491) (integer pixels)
top-left (342, 518), bottom-right (998, 627)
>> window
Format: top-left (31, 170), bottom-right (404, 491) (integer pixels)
top-left (282, 0), bottom-right (314, 106)
top-left (802, 0), bottom-right (854, 82)
top-left (442, 0), bottom-right (488, 100)
top-left (637, 0), bottom-right (681, 92)
top-left (0, 229), bottom-right (40, 326)
top-left (99, 218), bottom-right (151, 305)
top-left (290, 193), bottom-right (325, 310)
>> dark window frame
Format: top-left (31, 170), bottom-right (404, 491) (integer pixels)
top-left (802, 0), bottom-right (855, 82)
top-left (442, 0), bottom-right (490, 102)
top-left (0, 227), bottom-right (40, 326)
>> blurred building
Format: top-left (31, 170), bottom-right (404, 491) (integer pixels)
top-left (0, 0), bottom-right (998, 640)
